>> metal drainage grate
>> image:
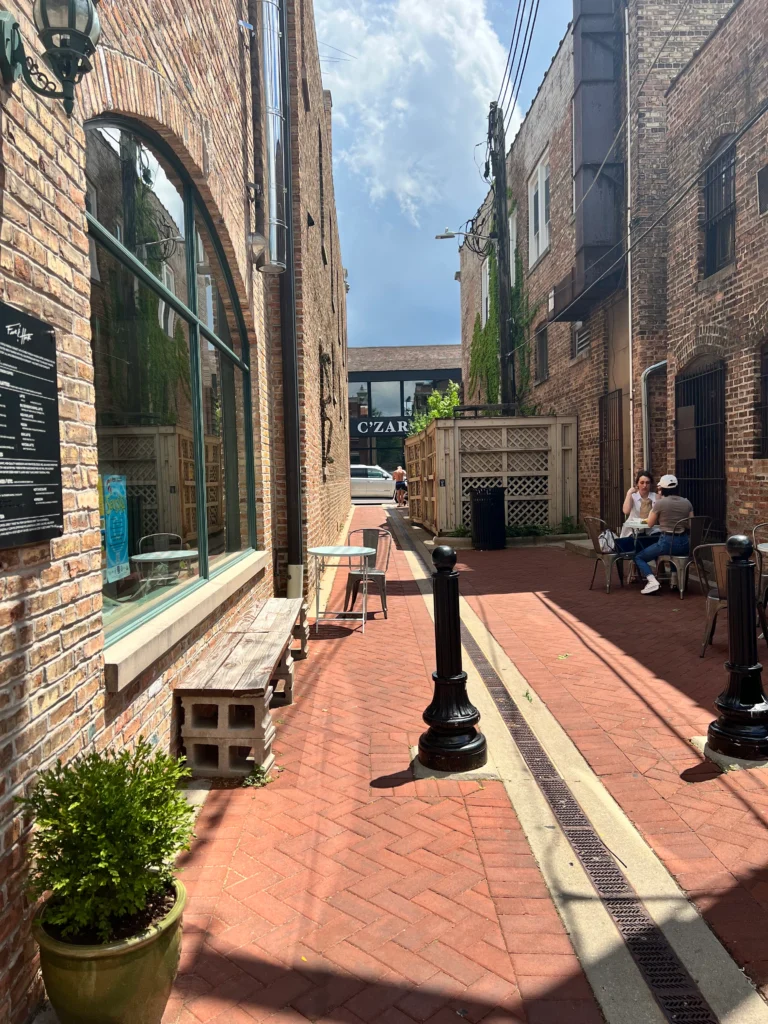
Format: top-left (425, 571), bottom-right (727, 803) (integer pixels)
top-left (386, 512), bottom-right (719, 1024)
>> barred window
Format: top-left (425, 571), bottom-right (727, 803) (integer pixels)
top-left (571, 320), bottom-right (590, 358)
top-left (535, 324), bottom-right (548, 383)
top-left (760, 344), bottom-right (768, 458)
top-left (704, 142), bottom-right (736, 277)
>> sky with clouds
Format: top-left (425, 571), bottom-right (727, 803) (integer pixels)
top-left (313, 0), bottom-right (573, 350)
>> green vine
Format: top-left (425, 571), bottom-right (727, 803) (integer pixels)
top-left (468, 248), bottom-right (500, 404)
top-left (510, 246), bottom-right (541, 415)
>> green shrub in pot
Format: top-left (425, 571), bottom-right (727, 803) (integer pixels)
top-left (19, 740), bottom-right (196, 1024)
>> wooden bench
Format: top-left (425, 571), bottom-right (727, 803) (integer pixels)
top-left (175, 597), bottom-right (307, 778)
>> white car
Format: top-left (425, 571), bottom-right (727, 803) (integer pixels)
top-left (351, 465), bottom-right (395, 500)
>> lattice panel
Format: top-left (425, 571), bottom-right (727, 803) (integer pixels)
top-left (508, 450), bottom-right (549, 474)
top-left (461, 452), bottom-right (503, 474)
top-left (460, 428), bottom-right (503, 451)
top-left (507, 427), bottom-right (549, 449)
top-left (115, 436), bottom-right (156, 460)
top-left (461, 476), bottom-right (505, 499)
top-left (506, 500), bottom-right (549, 527)
top-left (506, 475), bottom-right (549, 498)
top-left (127, 484), bottom-right (159, 534)
top-left (100, 460), bottom-right (157, 484)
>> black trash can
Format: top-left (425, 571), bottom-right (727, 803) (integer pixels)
top-left (470, 486), bottom-right (506, 550)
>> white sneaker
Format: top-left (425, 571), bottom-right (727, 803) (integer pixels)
top-left (641, 577), bottom-right (660, 595)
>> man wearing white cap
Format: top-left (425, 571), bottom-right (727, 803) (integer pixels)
top-left (634, 473), bottom-right (693, 595)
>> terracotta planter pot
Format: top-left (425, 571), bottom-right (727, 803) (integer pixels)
top-left (33, 880), bottom-right (186, 1024)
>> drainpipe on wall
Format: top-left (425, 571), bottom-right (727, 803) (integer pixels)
top-left (251, 0), bottom-right (304, 598)
top-left (641, 360), bottom-right (667, 470)
top-left (624, 4), bottom-right (635, 470)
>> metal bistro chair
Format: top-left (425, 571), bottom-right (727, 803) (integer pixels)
top-left (137, 532), bottom-right (186, 589)
top-left (753, 522), bottom-right (768, 602)
top-left (583, 516), bottom-right (635, 595)
top-left (694, 543), bottom-right (729, 657)
top-left (343, 528), bottom-right (393, 619)
top-left (656, 515), bottom-right (711, 599)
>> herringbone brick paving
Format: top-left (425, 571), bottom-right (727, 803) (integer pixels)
top-left (458, 544), bottom-right (768, 1001)
top-left (164, 508), bottom-right (604, 1024)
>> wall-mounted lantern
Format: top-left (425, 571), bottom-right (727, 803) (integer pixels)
top-left (0, 0), bottom-right (101, 117)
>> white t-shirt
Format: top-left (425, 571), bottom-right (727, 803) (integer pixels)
top-left (628, 490), bottom-right (657, 518)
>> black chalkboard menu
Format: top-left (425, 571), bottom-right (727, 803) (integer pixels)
top-left (0, 302), bottom-right (64, 548)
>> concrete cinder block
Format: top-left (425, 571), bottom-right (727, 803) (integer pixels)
top-left (179, 693), bottom-right (276, 777)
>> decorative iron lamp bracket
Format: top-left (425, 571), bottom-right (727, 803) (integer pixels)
top-left (0, 2), bottom-right (100, 118)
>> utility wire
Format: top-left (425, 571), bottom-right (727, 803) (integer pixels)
top-left (497, 0), bottom-right (529, 111)
top-left (505, 0), bottom-right (540, 136)
top-left (572, 0), bottom-right (694, 221)
top-left (317, 40), bottom-right (357, 59)
top-left (541, 97), bottom-right (768, 325)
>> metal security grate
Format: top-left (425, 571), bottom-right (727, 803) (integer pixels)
top-left (386, 510), bottom-right (719, 1024)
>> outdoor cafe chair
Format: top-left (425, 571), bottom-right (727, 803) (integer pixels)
top-left (343, 528), bottom-right (393, 619)
top-left (753, 522), bottom-right (768, 601)
top-left (655, 515), bottom-right (711, 599)
top-left (694, 543), bottom-right (729, 657)
top-left (583, 516), bottom-right (635, 595)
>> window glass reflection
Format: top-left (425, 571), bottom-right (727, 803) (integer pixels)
top-left (85, 125), bottom-right (187, 304)
top-left (348, 382), bottom-right (368, 418)
top-left (90, 240), bottom-right (199, 633)
top-left (201, 306), bottom-right (248, 568)
top-left (403, 379), bottom-right (451, 418)
top-left (370, 380), bottom-right (401, 417)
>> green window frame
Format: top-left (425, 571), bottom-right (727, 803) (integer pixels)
top-left (86, 116), bottom-right (258, 647)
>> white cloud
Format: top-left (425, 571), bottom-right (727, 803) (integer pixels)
top-left (313, 0), bottom-right (514, 227)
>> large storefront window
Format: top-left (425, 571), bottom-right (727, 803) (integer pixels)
top-left (370, 380), bottom-right (401, 417)
top-left (86, 120), bottom-right (256, 638)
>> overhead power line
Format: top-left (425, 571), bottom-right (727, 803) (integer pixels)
top-left (497, 0), bottom-right (529, 110)
top-left (505, 0), bottom-right (540, 136)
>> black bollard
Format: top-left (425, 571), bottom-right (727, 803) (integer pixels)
top-left (707, 535), bottom-right (768, 761)
top-left (418, 546), bottom-right (487, 772)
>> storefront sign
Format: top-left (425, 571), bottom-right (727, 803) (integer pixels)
top-left (0, 302), bottom-right (64, 549)
top-left (103, 475), bottom-right (130, 583)
top-left (350, 417), bottom-right (410, 436)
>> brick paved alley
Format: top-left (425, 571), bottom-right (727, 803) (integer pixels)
top-left (165, 508), bottom-right (604, 1024)
top-left (458, 543), bottom-right (768, 1002)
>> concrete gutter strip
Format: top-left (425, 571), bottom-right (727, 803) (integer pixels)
top-left (397, 514), bottom-right (768, 1024)
top-left (104, 550), bottom-right (271, 693)
top-left (455, 596), bottom-right (768, 1024)
top-left (402, 547), bottom-right (667, 1024)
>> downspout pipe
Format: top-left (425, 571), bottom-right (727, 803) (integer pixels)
top-left (276, 0), bottom-right (304, 598)
top-left (624, 4), bottom-right (635, 470)
top-left (641, 360), bottom-right (667, 471)
top-left (249, 0), bottom-right (304, 597)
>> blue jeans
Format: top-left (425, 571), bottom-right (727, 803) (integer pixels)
top-left (634, 534), bottom-right (689, 578)
top-left (615, 535), bottom-right (656, 555)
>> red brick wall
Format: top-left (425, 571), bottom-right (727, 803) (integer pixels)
top-left (0, 0), bottom-right (347, 1018)
top-left (665, 0), bottom-right (768, 533)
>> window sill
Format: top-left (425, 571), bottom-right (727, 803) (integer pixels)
top-left (527, 246), bottom-right (551, 276)
top-left (104, 549), bottom-right (269, 693)
top-left (570, 349), bottom-right (590, 366)
top-left (698, 261), bottom-right (737, 293)
top-left (535, 376), bottom-right (550, 387)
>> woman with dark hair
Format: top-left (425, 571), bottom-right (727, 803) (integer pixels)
top-left (634, 473), bottom-right (693, 594)
top-left (613, 470), bottom-right (659, 554)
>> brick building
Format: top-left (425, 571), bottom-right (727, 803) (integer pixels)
top-left (348, 344), bottom-right (462, 471)
top-left (0, 0), bottom-right (348, 1018)
top-left (664, 0), bottom-right (768, 534)
top-left (460, 0), bottom-right (734, 532)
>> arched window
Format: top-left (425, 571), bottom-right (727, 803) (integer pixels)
top-left (704, 138), bottom-right (736, 277)
top-left (85, 118), bottom-right (256, 639)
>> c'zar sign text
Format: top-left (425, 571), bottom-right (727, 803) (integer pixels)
top-left (350, 417), bottom-right (410, 436)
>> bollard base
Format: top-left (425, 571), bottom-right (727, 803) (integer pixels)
top-left (706, 720), bottom-right (768, 763)
top-left (418, 728), bottom-right (487, 774)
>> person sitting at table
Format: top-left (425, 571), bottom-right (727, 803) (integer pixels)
top-left (613, 470), bottom-right (659, 553)
top-left (634, 473), bottom-right (693, 595)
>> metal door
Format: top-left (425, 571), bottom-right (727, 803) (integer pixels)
top-left (599, 389), bottom-right (624, 531)
top-left (675, 361), bottom-right (726, 538)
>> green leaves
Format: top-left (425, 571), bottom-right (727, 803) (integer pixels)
top-left (18, 740), bottom-right (195, 944)
top-left (469, 249), bottom-right (501, 404)
top-left (408, 381), bottom-right (461, 436)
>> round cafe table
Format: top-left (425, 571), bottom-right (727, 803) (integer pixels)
top-left (308, 545), bottom-right (376, 634)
